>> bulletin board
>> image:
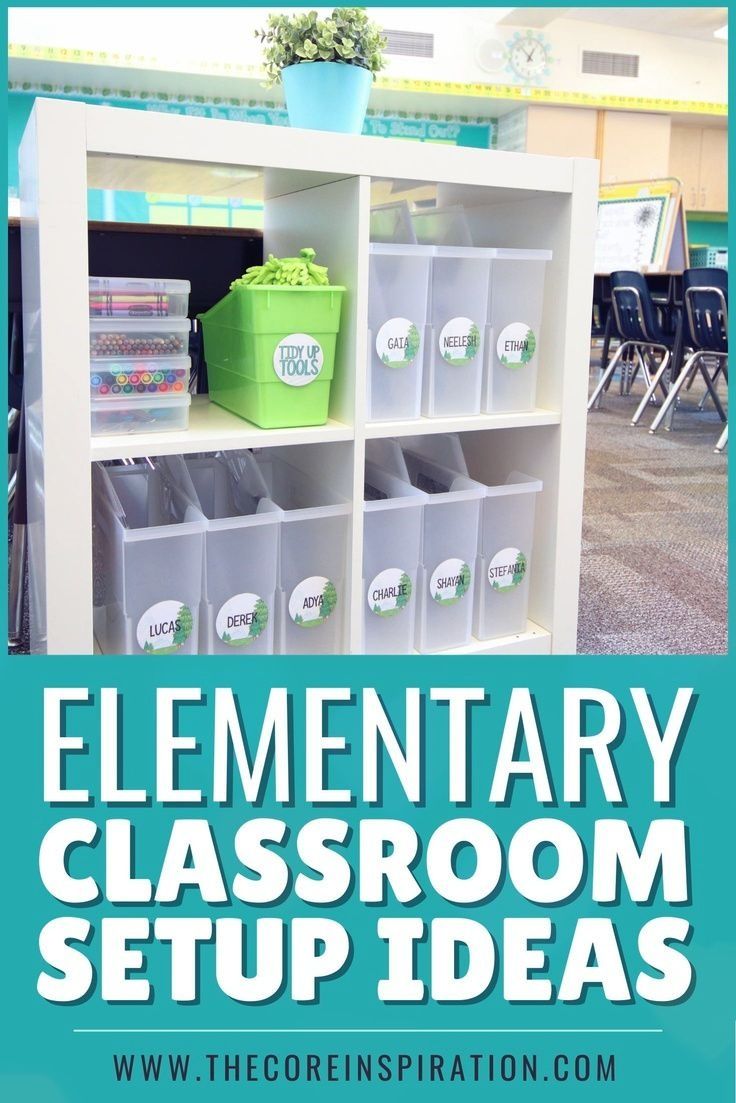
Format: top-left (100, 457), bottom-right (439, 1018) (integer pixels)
top-left (594, 178), bottom-right (688, 274)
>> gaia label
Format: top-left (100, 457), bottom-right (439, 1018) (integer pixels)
top-left (488, 547), bottom-right (528, 592)
top-left (429, 559), bottom-right (472, 606)
top-left (367, 567), bottom-right (413, 617)
top-left (376, 317), bottom-right (421, 368)
top-left (439, 317), bottom-right (480, 366)
top-left (216, 592), bottom-right (268, 647)
top-left (136, 600), bottom-right (193, 654)
top-left (497, 322), bottom-right (537, 368)
top-left (289, 575), bottom-right (338, 628)
top-left (273, 332), bottom-right (324, 387)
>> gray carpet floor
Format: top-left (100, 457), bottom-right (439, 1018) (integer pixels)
top-left (578, 369), bottom-right (728, 655)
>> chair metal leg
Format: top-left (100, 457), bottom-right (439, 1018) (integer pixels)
top-left (649, 352), bottom-right (700, 434)
top-left (714, 425), bottom-right (728, 453)
top-left (698, 362), bottom-right (727, 423)
top-left (631, 348), bottom-right (671, 426)
top-left (588, 341), bottom-right (628, 411)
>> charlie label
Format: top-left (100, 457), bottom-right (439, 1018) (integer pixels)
top-left (368, 567), bottom-right (413, 617)
top-left (136, 600), bottom-right (193, 653)
top-left (273, 332), bottom-right (324, 387)
top-left (439, 317), bottom-right (480, 366)
top-left (376, 317), bottom-right (420, 368)
top-left (488, 547), bottom-right (528, 592)
top-left (216, 592), bottom-right (268, 647)
top-left (289, 575), bottom-right (338, 628)
top-left (429, 558), bottom-right (472, 606)
top-left (497, 322), bottom-right (537, 368)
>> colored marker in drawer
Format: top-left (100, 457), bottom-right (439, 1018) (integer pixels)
top-left (90, 365), bottom-right (188, 396)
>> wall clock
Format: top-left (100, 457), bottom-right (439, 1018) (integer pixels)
top-left (506, 30), bottom-right (553, 84)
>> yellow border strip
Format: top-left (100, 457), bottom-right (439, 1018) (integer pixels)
top-left (9, 42), bottom-right (727, 116)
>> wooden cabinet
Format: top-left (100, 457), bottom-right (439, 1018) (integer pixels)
top-left (524, 105), bottom-right (598, 158)
top-left (669, 124), bottom-right (727, 212)
top-left (598, 111), bottom-right (672, 184)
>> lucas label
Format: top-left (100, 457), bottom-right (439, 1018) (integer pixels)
top-left (429, 559), bottom-right (472, 606)
top-left (216, 593), bottom-right (268, 647)
top-left (376, 317), bottom-right (420, 368)
top-left (137, 600), bottom-right (193, 654)
top-left (439, 317), bottom-right (480, 366)
top-left (289, 575), bottom-right (338, 628)
top-left (488, 547), bottom-right (527, 592)
top-left (368, 568), bottom-right (413, 617)
top-left (273, 332), bottom-right (324, 387)
top-left (497, 322), bottom-right (537, 368)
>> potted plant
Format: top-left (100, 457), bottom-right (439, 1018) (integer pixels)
top-left (257, 7), bottom-right (387, 134)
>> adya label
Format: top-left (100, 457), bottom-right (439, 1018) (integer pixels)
top-left (497, 322), bottom-right (537, 368)
top-left (488, 547), bottom-right (527, 592)
top-left (439, 317), bottom-right (480, 366)
top-left (136, 600), bottom-right (193, 653)
top-left (367, 568), bottom-right (413, 617)
top-left (429, 559), bottom-right (471, 606)
top-left (289, 576), bottom-right (338, 628)
top-left (273, 332), bottom-right (324, 387)
top-left (376, 317), bottom-right (420, 368)
top-left (216, 593), bottom-right (268, 647)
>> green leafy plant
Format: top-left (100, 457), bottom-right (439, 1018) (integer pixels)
top-left (256, 8), bottom-right (387, 86)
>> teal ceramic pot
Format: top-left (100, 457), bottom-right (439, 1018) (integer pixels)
top-left (282, 61), bottom-right (372, 134)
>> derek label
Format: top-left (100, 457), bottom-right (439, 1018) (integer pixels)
top-left (216, 593), bottom-right (268, 647)
top-left (368, 567), bottom-right (413, 617)
top-left (488, 547), bottom-right (528, 592)
top-left (497, 322), bottom-right (537, 368)
top-left (439, 317), bottom-right (481, 366)
top-left (136, 600), bottom-right (193, 653)
top-left (429, 558), bottom-right (472, 606)
top-left (273, 332), bottom-right (324, 387)
top-left (376, 317), bottom-right (420, 368)
top-left (289, 576), bottom-right (338, 628)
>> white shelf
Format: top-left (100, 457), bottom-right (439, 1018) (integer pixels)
top-left (364, 408), bottom-right (560, 439)
top-left (20, 98), bottom-right (599, 655)
top-left (89, 395), bottom-right (353, 461)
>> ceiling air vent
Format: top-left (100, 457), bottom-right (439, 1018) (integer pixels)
top-left (383, 29), bottom-right (435, 58)
top-left (582, 50), bottom-right (640, 78)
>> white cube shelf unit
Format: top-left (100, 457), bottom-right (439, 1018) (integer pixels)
top-left (20, 98), bottom-right (598, 656)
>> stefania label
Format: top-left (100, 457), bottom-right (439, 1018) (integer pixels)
top-left (439, 317), bottom-right (480, 366)
top-left (273, 332), bottom-right (324, 387)
top-left (488, 547), bottom-right (528, 592)
top-left (497, 322), bottom-right (537, 368)
top-left (289, 575), bottom-right (338, 628)
top-left (367, 567), bottom-right (413, 617)
top-left (429, 559), bottom-right (471, 606)
top-left (216, 593), bottom-right (268, 647)
top-left (137, 600), bottom-right (193, 654)
top-left (376, 317), bottom-right (421, 368)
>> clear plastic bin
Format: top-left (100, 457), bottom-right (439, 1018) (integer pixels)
top-left (424, 246), bottom-right (494, 417)
top-left (253, 453), bottom-right (350, 655)
top-left (90, 355), bottom-right (191, 399)
top-left (482, 249), bottom-right (551, 413)
top-left (89, 276), bottom-right (191, 318)
top-left (91, 392), bottom-right (191, 436)
top-left (182, 453), bottom-right (281, 655)
top-left (411, 206), bottom-right (473, 247)
top-left (368, 244), bottom-right (433, 421)
top-left (90, 317), bottom-right (190, 359)
top-left (362, 458), bottom-right (426, 654)
top-left (92, 460), bottom-right (204, 655)
top-left (369, 439), bottom-right (484, 653)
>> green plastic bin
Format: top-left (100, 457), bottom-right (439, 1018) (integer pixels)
top-left (200, 285), bottom-right (345, 429)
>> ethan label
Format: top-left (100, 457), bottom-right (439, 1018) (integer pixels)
top-left (367, 567), bottom-right (413, 617)
top-left (439, 317), bottom-right (481, 366)
top-left (136, 600), bottom-right (193, 653)
top-left (376, 317), bottom-right (421, 368)
top-left (289, 575), bottom-right (338, 628)
top-left (273, 332), bottom-right (324, 387)
top-left (429, 558), bottom-right (472, 606)
top-left (216, 592), bottom-right (268, 647)
top-left (488, 547), bottom-right (528, 592)
top-left (497, 322), bottom-right (537, 368)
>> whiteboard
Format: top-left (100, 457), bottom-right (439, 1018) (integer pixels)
top-left (594, 196), bottom-right (667, 273)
